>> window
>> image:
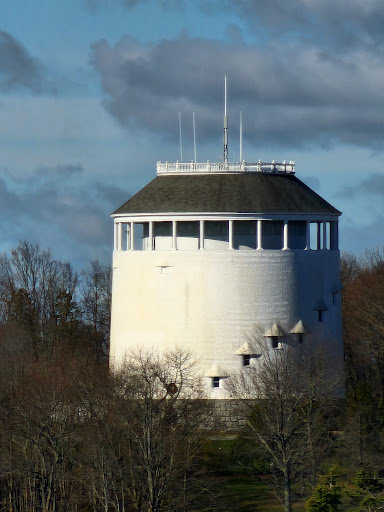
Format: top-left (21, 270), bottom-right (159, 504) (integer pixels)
top-left (318, 310), bottom-right (323, 322)
top-left (133, 222), bottom-right (149, 251)
top-left (332, 291), bottom-right (338, 305)
top-left (233, 221), bottom-right (257, 250)
top-left (262, 221), bottom-right (284, 250)
top-left (212, 377), bottom-right (220, 388)
top-left (154, 222), bottom-right (172, 250)
top-left (288, 221), bottom-right (306, 250)
top-left (297, 333), bottom-right (304, 344)
top-left (270, 336), bottom-right (279, 349)
top-left (177, 221), bottom-right (200, 250)
top-left (243, 354), bottom-right (251, 366)
top-left (330, 222), bottom-right (339, 250)
top-left (204, 221), bottom-right (229, 251)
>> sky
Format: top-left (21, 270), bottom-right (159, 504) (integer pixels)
top-left (1, 0), bottom-right (384, 268)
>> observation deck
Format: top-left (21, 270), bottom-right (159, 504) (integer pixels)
top-left (156, 160), bottom-right (295, 175)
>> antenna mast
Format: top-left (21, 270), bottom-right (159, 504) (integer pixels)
top-left (224, 74), bottom-right (228, 165)
top-left (240, 111), bottom-right (243, 162)
top-left (179, 112), bottom-right (183, 162)
top-left (193, 112), bottom-right (197, 162)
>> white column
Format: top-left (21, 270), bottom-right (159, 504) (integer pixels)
top-left (305, 221), bottom-right (310, 250)
top-left (199, 220), bottom-right (205, 250)
top-left (283, 220), bottom-right (289, 250)
top-left (172, 220), bottom-right (177, 250)
top-left (130, 222), bottom-right (134, 251)
top-left (127, 222), bottom-right (131, 250)
top-left (149, 221), bottom-right (153, 251)
top-left (323, 221), bottom-right (327, 250)
top-left (117, 222), bottom-right (122, 251)
top-left (229, 220), bottom-right (233, 250)
top-left (257, 220), bottom-right (263, 250)
top-left (114, 222), bottom-right (118, 251)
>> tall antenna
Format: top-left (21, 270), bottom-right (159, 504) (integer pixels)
top-left (179, 112), bottom-right (183, 161)
top-left (224, 74), bottom-right (228, 164)
top-left (240, 111), bottom-right (243, 162)
top-left (193, 112), bottom-right (197, 162)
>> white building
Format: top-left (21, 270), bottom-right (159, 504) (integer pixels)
top-left (110, 160), bottom-right (343, 398)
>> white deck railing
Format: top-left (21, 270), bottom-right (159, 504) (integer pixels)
top-left (156, 161), bottom-right (295, 175)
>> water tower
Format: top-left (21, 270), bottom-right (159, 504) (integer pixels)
top-left (109, 154), bottom-right (342, 397)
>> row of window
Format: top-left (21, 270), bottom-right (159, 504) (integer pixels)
top-left (114, 219), bottom-right (339, 251)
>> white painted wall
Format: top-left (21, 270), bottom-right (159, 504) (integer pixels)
top-left (110, 246), bottom-right (343, 398)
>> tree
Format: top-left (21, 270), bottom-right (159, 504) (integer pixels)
top-left (306, 468), bottom-right (342, 512)
top-left (227, 331), bottom-right (338, 512)
top-left (341, 248), bottom-right (384, 466)
top-left (0, 241), bottom-right (79, 358)
top-left (80, 259), bottom-right (111, 359)
top-left (353, 468), bottom-right (384, 512)
top-left (79, 349), bottom-right (211, 512)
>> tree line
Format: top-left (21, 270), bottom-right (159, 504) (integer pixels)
top-left (0, 241), bottom-right (111, 362)
top-left (1, 241), bottom-right (384, 511)
top-left (0, 242), bottom-right (213, 512)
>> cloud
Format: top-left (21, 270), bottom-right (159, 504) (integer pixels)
top-left (84, 0), bottom-right (185, 11)
top-left (216, 0), bottom-right (384, 49)
top-left (35, 164), bottom-right (84, 180)
top-left (0, 166), bottom-right (129, 268)
top-left (337, 174), bottom-right (384, 199)
top-left (91, 34), bottom-right (384, 151)
top-left (0, 31), bottom-right (51, 93)
top-left (341, 213), bottom-right (384, 254)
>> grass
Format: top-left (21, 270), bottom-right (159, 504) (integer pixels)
top-left (195, 439), bottom-right (308, 511)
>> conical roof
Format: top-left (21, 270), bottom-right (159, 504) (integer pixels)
top-left (113, 173), bottom-right (340, 216)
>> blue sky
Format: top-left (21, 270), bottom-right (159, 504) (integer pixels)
top-left (1, 0), bottom-right (384, 267)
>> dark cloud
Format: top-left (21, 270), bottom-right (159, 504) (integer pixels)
top-left (0, 31), bottom-right (50, 93)
top-left (84, 0), bottom-right (184, 12)
top-left (216, 0), bottom-right (384, 49)
top-left (35, 164), bottom-right (84, 179)
top-left (0, 167), bottom-right (129, 268)
top-left (85, 0), bottom-right (384, 50)
top-left (91, 34), bottom-right (384, 151)
top-left (95, 182), bottom-right (131, 207)
top-left (337, 174), bottom-right (384, 199)
top-left (341, 213), bottom-right (384, 254)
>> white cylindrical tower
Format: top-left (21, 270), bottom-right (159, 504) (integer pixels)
top-left (110, 161), bottom-right (342, 398)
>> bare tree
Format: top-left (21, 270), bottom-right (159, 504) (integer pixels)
top-left (80, 260), bottom-right (111, 359)
top-left (226, 330), bottom-right (339, 512)
top-left (0, 241), bottom-right (79, 358)
top-left (79, 349), bottom-right (211, 512)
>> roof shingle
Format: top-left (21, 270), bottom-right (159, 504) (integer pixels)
top-left (113, 173), bottom-right (340, 215)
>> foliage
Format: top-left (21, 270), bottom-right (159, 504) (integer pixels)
top-left (305, 468), bottom-right (342, 512)
top-left (352, 469), bottom-right (384, 512)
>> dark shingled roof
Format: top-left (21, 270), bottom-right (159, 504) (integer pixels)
top-left (113, 173), bottom-right (341, 215)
